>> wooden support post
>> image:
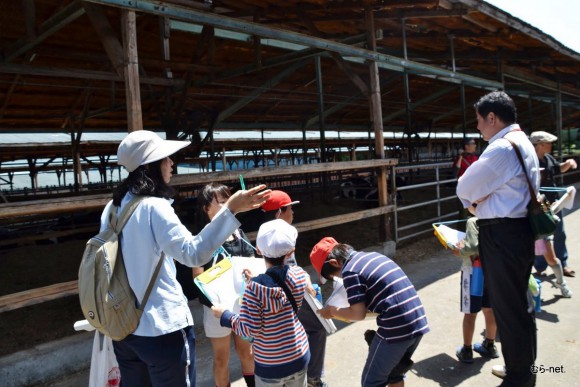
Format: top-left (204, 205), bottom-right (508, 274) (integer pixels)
top-left (121, 9), bottom-right (143, 132)
top-left (366, 7), bottom-right (389, 242)
top-left (222, 147), bottom-right (227, 171)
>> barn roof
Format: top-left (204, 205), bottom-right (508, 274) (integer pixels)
top-left (0, 0), bottom-right (579, 163)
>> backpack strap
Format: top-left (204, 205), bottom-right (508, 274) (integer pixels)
top-left (504, 138), bottom-right (539, 210)
top-left (108, 195), bottom-right (165, 310)
top-left (109, 196), bottom-right (146, 233)
top-left (139, 253), bottom-right (164, 310)
top-left (266, 266), bottom-right (298, 314)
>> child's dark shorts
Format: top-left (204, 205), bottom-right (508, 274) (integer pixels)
top-left (460, 268), bottom-right (491, 314)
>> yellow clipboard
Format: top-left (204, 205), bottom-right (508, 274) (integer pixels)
top-left (194, 258), bottom-right (234, 307)
top-left (432, 223), bottom-right (465, 249)
top-left (194, 256), bottom-right (267, 309)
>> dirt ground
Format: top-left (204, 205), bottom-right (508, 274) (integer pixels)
top-left (0, 194), bottom-right (440, 358)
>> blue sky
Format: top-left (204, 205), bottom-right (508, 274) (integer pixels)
top-left (485, 0), bottom-right (580, 54)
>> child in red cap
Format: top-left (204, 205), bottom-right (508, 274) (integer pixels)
top-left (310, 238), bottom-right (429, 387)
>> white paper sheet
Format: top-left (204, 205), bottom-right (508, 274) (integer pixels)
top-left (195, 257), bottom-right (266, 309)
top-left (303, 292), bottom-right (337, 334)
top-left (433, 224), bottom-right (466, 249)
top-left (551, 186), bottom-right (576, 214)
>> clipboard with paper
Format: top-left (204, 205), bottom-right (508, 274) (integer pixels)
top-left (194, 249), bottom-right (267, 310)
top-left (432, 220), bottom-right (467, 249)
top-left (324, 277), bottom-right (353, 323)
top-left (541, 186), bottom-right (576, 214)
top-left (303, 292), bottom-right (337, 334)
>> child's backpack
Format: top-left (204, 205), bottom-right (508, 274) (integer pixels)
top-left (78, 196), bottom-right (164, 341)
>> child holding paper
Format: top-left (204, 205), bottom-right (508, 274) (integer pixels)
top-left (212, 219), bottom-right (311, 386)
top-left (176, 182), bottom-right (256, 387)
top-left (311, 238), bottom-right (429, 387)
top-left (450, 217), bottom-right (499, 363)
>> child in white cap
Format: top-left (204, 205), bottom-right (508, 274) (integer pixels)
top-left (212, 219), bottom-right (311, 387)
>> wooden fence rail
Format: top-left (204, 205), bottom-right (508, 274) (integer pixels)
top-left (0, 159), bottom-right (397, 312)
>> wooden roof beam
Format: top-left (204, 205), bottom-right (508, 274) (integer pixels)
top-left (213, 60), bottom-right (309, 128)
top-left (461, 13), bottom-right (498, 33)
top-left (262, 8), bottom-right (467, 24)
top-left (23, 0), bottom-right (36, 40)
top-left (456, 0), bottom-right (580, 60)
top-left (383, 85), bottom-right (457, 122)
top-left (0, 63), bottom-right (183, 87)
top-left (504, 65), bottom-right (580, 99)
top-left (304, 58), bottom-right (405, 130)
top-left (304, 74), bottom-right (401, 129)
top-left (2, 0), bottom-right (86, 63)
top-left (83, 2), bottom-right (126, 79)
top-left (84, 0), bottom-right (503, 89)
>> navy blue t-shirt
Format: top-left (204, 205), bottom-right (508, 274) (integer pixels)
top-left (342, 251), bottom-right (430, 343)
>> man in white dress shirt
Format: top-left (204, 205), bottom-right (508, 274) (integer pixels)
top-left (456, 91), bottom-right (540, 386)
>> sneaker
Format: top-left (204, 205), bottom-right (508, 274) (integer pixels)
top-left (474, 339), bottom-right (499, 359)
top-left (307, 377), bottom-right (328, 387)
top-left (491, 364), bottom-right (506, 379)
top-left (456, 345), bottom-right (473, 364)
top-left (556, 281), bottom-right (573, 298)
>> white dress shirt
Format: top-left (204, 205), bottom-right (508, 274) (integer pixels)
top-left (100, 192), bottom-right (240, 336)
top-left (456, 124), bottom-right (540, 219)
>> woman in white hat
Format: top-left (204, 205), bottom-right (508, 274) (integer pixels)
top-left (105, 130), bottom-right (269, 386)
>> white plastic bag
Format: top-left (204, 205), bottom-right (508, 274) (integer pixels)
top-left (89, 331), bottom-right (121, 387)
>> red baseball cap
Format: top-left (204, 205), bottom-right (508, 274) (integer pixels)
top-left (261, 190), bottom-right (300, 212)
top-left (309, 237), bottom-right (339, 284)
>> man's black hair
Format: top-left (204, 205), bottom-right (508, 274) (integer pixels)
top-left (473, 90), bottom-right (517, 125)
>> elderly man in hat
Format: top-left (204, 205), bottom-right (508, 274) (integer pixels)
top-left (311, 237), bottom-right (429, 387)
top-left (530, 131), bottom-right (577, 280)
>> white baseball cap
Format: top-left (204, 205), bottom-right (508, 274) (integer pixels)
top-left (117, 130), bottom-right (191, 172)
top-left (256, 219), bottom-right (298, 258)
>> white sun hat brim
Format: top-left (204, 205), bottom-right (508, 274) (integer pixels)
top-left (117, 130), bottom-right (191, 172)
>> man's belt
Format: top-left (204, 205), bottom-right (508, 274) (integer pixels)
top-left (477, 217), bottom-right (528, 227)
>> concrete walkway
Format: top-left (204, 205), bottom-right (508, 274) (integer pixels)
top-left (311, 188), bottom-right (580, 387)
top-left (4, 184), bottom-right (579, 387)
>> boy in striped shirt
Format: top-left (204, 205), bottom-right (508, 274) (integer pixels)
top-left (212, 219), bottom-right (311, 386)
top-left (311, 237), bottom-right (429, 387)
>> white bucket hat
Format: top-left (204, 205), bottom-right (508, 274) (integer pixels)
top-left (117, 130), bottom-right (191, 172)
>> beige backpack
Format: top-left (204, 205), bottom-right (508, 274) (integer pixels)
top-left (78, 196), bottom-right (163, 341)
